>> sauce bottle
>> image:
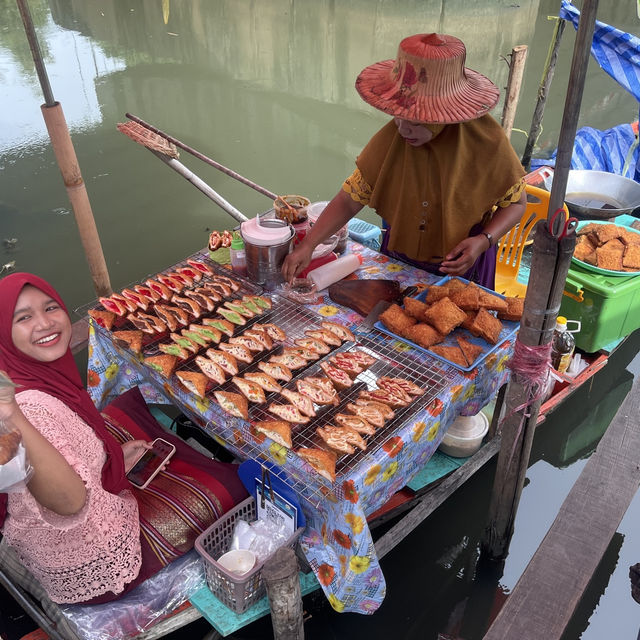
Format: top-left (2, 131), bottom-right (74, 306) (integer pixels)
top-left (307, 253), bottom-right (363, 290)
top-left (551, 316), bottom-right (579, 373)
top-left (230, 233), bottom-right (247, 277)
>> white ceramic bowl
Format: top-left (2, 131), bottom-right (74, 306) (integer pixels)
top-left (438, 411), bottom-right (489, 458)
top-left (217, 549), bottom-right (256, 576)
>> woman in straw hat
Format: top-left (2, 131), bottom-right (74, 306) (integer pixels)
top-left (283, 33), bottom-right (526, 289)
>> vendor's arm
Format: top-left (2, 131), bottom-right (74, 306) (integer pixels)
top-left (282, 189), bottom-right (363, 281)
top-left (0, 377), bottom-right (86, 515)
top-left (440, 187), bottom-right (527, 276)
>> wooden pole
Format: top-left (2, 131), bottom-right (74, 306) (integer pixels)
top-left (17, 0), bottom-right (112, 297)
top-left (262, 547), bottom-right (305, 640)
top-left (483, 0), bottom-right (599, 559)
top-left (501, 45), bottom-right (528, 141)
top-left (521, 17), bottom-right (566, 170)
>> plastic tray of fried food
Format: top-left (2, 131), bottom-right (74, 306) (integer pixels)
top-left (374, 276), bottom-right (521, 371)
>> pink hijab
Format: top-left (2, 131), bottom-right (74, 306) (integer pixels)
top-left (0, 273), bottom-right (128, 526)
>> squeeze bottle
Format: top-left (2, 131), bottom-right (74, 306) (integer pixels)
top-left (550, 316), bottom-right (579, 374)
top-left (230, 233), bottom-right (247, 277)
top-left (307, 253), bottom-right (363, 290)
top-left (298, 252), bottom-right (338, 278)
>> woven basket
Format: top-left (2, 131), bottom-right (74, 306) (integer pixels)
top-left (117, 121), bottom-right (179, 158)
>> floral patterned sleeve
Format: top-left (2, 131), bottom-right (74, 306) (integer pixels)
top-left (342, 168), bottom-right (372, 206)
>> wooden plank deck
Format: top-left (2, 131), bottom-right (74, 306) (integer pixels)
top-left (483, 374), bottom-right (640, 639)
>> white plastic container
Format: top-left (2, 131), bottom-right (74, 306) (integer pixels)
top-left (307, 253), bottom-right (363, 291)
top-left (438, 412), bottom-right (489, 458)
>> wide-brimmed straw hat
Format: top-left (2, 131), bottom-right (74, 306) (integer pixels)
top-left (355, 33), bottom-right (500, 124)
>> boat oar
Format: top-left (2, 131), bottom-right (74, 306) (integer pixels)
top-left (117, 121), bottom-right (247, 224)
top-left (124, 113), bottom-right (278, 201)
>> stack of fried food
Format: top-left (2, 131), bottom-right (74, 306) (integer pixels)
top-left (573, 223), bottom-right (640, 272)
top-left (379, 278), bottom-right (523, 368)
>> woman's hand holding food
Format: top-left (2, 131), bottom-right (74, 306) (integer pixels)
top-left (0, 370), bottom-right (20, 423)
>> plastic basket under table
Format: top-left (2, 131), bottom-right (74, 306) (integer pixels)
top-left (195, 496), bottom-right (303, 614)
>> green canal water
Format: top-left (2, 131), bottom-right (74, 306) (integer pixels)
top-left (1, 1), bottom-right (640, 638)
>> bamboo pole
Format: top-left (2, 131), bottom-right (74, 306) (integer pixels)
top-left (501, 45), bottom-right (528, 141)
top-left (482, 0), bottom-right (599, 560)
top-left (17, 0), bottom-right (112, 297)
top-left (521, 17), bottom-right (567, 170)
top-left (125, 113), bottom-right (279, 201)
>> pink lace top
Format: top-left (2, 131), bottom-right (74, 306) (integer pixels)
top-left (2, 390), bottom-right (142, 603)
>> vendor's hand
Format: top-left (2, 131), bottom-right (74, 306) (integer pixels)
top-left (121, 439), bottom-right (152, 473)
top-left (282, 243), bottom-right (314, 283)
top-left (439, 236), bottom-right (487, 277)
top-left (0, 370), bottom-right (19, 423)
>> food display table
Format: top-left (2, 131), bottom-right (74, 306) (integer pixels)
top-left (85, 243), bottom-right (513, 614)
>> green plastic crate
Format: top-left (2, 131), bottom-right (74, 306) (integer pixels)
top-left (560, 263), bottom-right (640, 353)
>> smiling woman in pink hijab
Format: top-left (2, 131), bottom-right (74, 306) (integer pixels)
top-left (0, 273), bottom-right (246, 604)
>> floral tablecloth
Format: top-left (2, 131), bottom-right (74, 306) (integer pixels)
top-left (87, 243), bottom-right (513, 614)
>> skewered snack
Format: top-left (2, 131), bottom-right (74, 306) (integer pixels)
top-left (189, 324), bottom-right (223, 344)
top-left (120, 288), bottom-right (151, 311)
top-left (469, 308), bottom-right (503, 344)
top-left (269, 353), bottom-right (308, 370)
top-left (294, 337), bottom-right (331, 355)
top-left (229, 335), bottom-right (264, 352)
top-left (223, 300), bottom-right (255, 318)
top-left (202, 317), bottom-right (234, 337)
top-left (296, 378), bottom-right (339, 406)
top-left (253, 421), bottom-right (292, 449)
top-left (144, 354), bottom-right (178, 378)
top-left (379, 303), bottom-right (417, 335)
top-left (456, 335), bottom-right (484, 366)
top-left (334, 413), bottom-right (376, 435)
top-left (319, 361), bottom-right (353, 389)
top-left (169, 333), bottom-right (199, 354)
top-left (320, 321), bottom-right (355, 342)
top-left (175, 265), bottom-right (202, 282)
top-left (112, 330), bottom-right (143, 354)
top-left (206, 348), bottom-right (239, 375)
top-left (269, 403), bottom-right (310, 424)
top-left (214, 391), bottom-right (249, 420)
top-left (217, 308), bottom-right (247, 326)
top-left (219, 342), bottom-right (253, 364)
top-left (258, 361), bottom-right (293, 382)
top-left (358, 388), bottom-right (408, 408)
top-left (159, 343), bottom-right (190, 360)
top-left (195, 355), bottom-right (227, 384)
top-left (304, 329), bottom-right (342, 347)
top-left (280, 388), bottom-right (316, 417)
top-left (243, 371), bottom-right (282, 393)
top-left (232, 377), bottom-right (267, 404)
top-left (254, 323), bottom-right (287, 342)
top-left (134, 283), bottom-right (161, 302)
top-left (423, 297), bottom-right (467, 335)
top-left (328, 354), bottom-right (364, 377)
top-left (243, 328), bottom-right (273, 350)
top-left (183, 290), bottom-right (216, 313)
top-left (175, 371), bottom-right (209, 398)
top-left (354, 398), bottom-right (395, 421)
top-left (377, 376), bottom-right (424, 397)
top-left (88, 309), bottom-right (116, 330)
top-left (144, 279), bottom-right (172, 301)
top-left (316, 425), bottom-right (367, 454)
top-left (186, 258), bottom-right (215, 276)
top-left (296, 447), bottom-right (336, 483)
top-left (345, 402), bottom-right (386, 428)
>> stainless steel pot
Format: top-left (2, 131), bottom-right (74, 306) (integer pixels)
top-left (539, 167), bottom-right (640, 219)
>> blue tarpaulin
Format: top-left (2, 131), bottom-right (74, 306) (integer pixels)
top-left (531, 0), bottom-right (640, 182)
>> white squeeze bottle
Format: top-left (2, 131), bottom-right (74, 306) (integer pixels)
top-left (307, 253), bottom-right (364, 290)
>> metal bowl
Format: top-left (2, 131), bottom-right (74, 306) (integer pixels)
top-left (539, 167), bottom-right (640, 219)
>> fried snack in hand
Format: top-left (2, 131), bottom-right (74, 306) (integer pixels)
top-left (0, 430), bottom-right (21, 465)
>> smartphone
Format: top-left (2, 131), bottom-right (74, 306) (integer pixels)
top-left (126, 438), bottom-right (176, 490)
